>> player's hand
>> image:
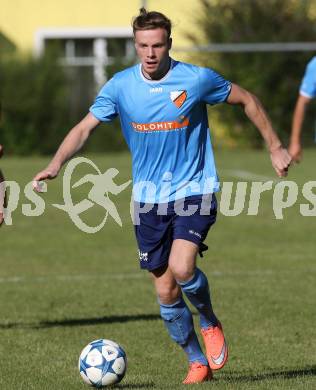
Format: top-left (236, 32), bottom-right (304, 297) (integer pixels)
top-left (270, 146), bottom-right (292, 177)
top-left (288, 141), bottom-right (302, 163)
top-left (0, 144), bottom-right (4, 158)
top-left (32, 164), bottom-right (60, 192)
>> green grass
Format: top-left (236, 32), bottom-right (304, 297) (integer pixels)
top-left (0, 149), bottom-right (315, 389)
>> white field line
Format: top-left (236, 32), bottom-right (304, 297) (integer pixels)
top-left (221, 169), bottom-right (277, 182)
top-left (1, 269), bottom-right (314, 285)
top-left (0, 272), bottom-right (145, 284)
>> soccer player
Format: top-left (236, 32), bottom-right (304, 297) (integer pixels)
top-left (289, 56), bottom-right (316, 162)
top-left (33, 8), bottom-right (291, 384)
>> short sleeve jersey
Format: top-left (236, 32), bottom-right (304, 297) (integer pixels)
top-left (300, 56), bottom-right (316, 98)
top-left (90, 59), bottom-right (231, 203)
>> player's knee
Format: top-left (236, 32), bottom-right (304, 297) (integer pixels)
top-left (156, 284), bottom-right (181, 305)
top-left (169, 256), bottom-right (195, 283)
top-left (170, 265), bottom-right (195, 284)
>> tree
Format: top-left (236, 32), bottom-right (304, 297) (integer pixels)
top-left (0, 52), bottom-right (71, 155)
top-left (0, 51), bottom-right (131, 155)
top-left (188, 0), bottom-right (316, 147)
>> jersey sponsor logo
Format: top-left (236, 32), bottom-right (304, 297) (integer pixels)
top-left (170, 90), bottom-right (187, 108)
top-left (131, 117), bottom-right (189, 132)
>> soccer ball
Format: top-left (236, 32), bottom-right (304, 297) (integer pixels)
top-left (78, 339), bottom-right (127, 387)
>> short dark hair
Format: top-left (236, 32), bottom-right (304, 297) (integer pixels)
top-left (132, 8), bottom-right (172, 38)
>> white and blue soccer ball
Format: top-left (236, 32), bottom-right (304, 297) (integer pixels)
top-left (78, 339), bottom-right (127, 387)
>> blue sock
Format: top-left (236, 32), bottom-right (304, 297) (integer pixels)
top-left (179, 268), bottom-right (218, 329)
top-left (159, 298), bottom-right (208, 365)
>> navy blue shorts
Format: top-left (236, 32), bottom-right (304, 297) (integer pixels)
top-left (133, 194), bottom-right (217, 271)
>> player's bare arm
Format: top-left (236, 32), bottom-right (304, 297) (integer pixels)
top-left (33, 113), bottom-right (100, 191)
top-left (289, 94), bottom-right (311, 162)
top-left (226, 83), bottom-right (292, 177)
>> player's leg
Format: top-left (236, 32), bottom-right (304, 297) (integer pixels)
top-left (169, 240), bottom-right (227, 370)
top-left (151, 265), bottom-right (212, 383)
top-left (133, 200), bottom-right (211, 382)
top-left (171, 194), bottom-right (228, 370)
top-left (169, 239), bottom-right (218, 328)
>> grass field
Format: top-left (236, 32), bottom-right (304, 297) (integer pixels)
top-left (0, 149), bottom-right (315, 389)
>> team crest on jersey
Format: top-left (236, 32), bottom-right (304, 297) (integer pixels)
top-left (170, 90), bottom-right (187, 108)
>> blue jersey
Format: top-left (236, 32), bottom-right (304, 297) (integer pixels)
top-left (90, 59), bottom-right (231, 203)
top-left (300, 56), bottom-right (316, 98)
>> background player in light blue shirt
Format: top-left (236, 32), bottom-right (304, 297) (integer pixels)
top-left (289, 56), bottom-right (316, 162)
top-left (33, 8), bottom-right (291, 384)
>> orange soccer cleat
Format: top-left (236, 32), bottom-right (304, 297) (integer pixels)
top-left (201, 322), bottom-right (228, 370)
top-left (182, 362), bottom-right (213, 384)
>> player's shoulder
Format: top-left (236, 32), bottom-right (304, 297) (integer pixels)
top-left (110, 63), bottom-right (139, 84)
top-left (174, 60), bottom-right (218, 78)
top-left (97, 64), bottom-right (138, 96)
top-left (174, 60), bottom-right (200, 72)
